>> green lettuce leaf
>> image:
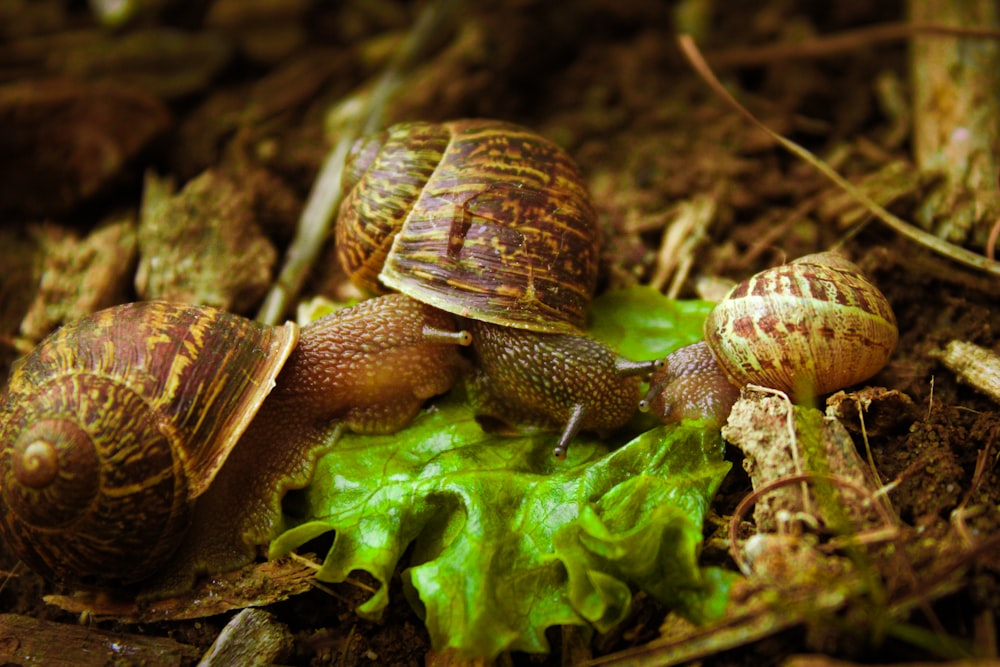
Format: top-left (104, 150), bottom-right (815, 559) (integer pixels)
top-left (271, 404), bottom-right (729, 658)
top-left (270, 287), bottom-right (730, 659)
top-left (589, 286), bottom-right (713, 359)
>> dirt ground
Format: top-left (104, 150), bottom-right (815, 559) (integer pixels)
top-left (1, 1), bottom-right (999, 665)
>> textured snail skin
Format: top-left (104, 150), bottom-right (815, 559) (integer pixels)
top-left (639, 341), bottom-right (741, 430)
top-left (642, 252), bottom-right (899, 428)
top-left (466, 321), bottom-right (659, 459)
top-left (164, 294), bottom-right (469, 593)
top-left (0, 294), bottom-right (469, 590)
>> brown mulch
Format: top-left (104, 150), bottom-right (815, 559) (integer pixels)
top-left (1, 1), bottom-right (998, 665)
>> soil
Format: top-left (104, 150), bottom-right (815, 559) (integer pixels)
top-left (1, 1), bottom-right (999, 665)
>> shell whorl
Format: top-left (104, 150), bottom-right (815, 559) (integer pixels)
top-left (0, 301), bottom-right (297, 585)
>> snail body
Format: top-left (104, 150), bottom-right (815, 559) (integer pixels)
top-left (0, 294), bottom-right (470, 588)
top-left (465, 321), bottom-right (660, 458)
top-left (335, 119), bottom-right (657, 457)
top-left (641, 252), bottom-right (898, 427)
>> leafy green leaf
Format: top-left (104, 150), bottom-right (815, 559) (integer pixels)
top-left (272, 403), bottom-right (729, 659)
top-left (589, 286), bottom-right (713, 359)
top-left (271, 287), bottom-right (730, 659)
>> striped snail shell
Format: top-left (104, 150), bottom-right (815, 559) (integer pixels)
top-left (642, 252), bottom-right (899, 426)
top-left (335, 119), bottom-right (600, 333)
top-left (705, 252), bottom-right (898, 396)
top-left (0, 302), bottom-right (296, 585)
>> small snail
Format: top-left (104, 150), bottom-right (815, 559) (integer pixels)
top-left (0, 294), bottom-right (471, 588)
top-left (640, 252), bottom-right (899, 427)
top-left (335, 119), bottom-right (658, 458)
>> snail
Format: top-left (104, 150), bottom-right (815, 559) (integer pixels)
top-left (0, 294), bottom-right (471, 588)
top-left (335, 119), bottom-right (659, 458)
top-left (640, 252), bottom-right (899, 428)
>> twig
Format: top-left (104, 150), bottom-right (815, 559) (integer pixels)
top-left (677, 34), bottom-right (1000, 279)
top-left (988, 217), bottom-right (1000, 261)
top-left (706, 21), bottom-right (1000, 68)
top-left (256, 0), bottom-right (459, 325)
top-left (727, 471), bottom-right (897, 576)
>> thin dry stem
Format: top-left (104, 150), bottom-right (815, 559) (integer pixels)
top-left (706, 21), bottom-right (1000, 68)
top-left (744, 384), bottom-right (813, 518)
top-left (678, 34), bottom-right (1000, 278)
top-left (256, 0), bottom-right (459, 324)
top-left (727, 471), bottom-right (897, 576)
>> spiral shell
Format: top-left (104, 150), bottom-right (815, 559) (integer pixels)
top-left (335, 119), bottom-right (600, 333)
top-left (0, 302), bottom-right (297, 585)
top-left (704, 252), bottom-right (898, 398)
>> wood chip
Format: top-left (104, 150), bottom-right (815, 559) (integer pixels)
top-left (198, 608), bottom-right (293, 666)
top-left (0, 613), bottom-right (198, 666)
top-left (932, 339), bottom-right (1000, 405)
top-left (44, 556), bottom-right (317, 623)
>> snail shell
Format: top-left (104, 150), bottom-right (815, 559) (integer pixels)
top-left (643, 252), bottom-right (899, 426)
top-left (0, 302), bottom-right (296, 585)
top-left (704, 252), bottom-right (898, 397)
top-left (335, 119), bottom-right (600, 333)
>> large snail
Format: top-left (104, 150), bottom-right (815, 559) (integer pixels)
top-left (335, 119), bottom-right (658, 458)
top-left (640, 252), bottom-right (899, 427)
top-left (0, 295), bottom-right (471, 588)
